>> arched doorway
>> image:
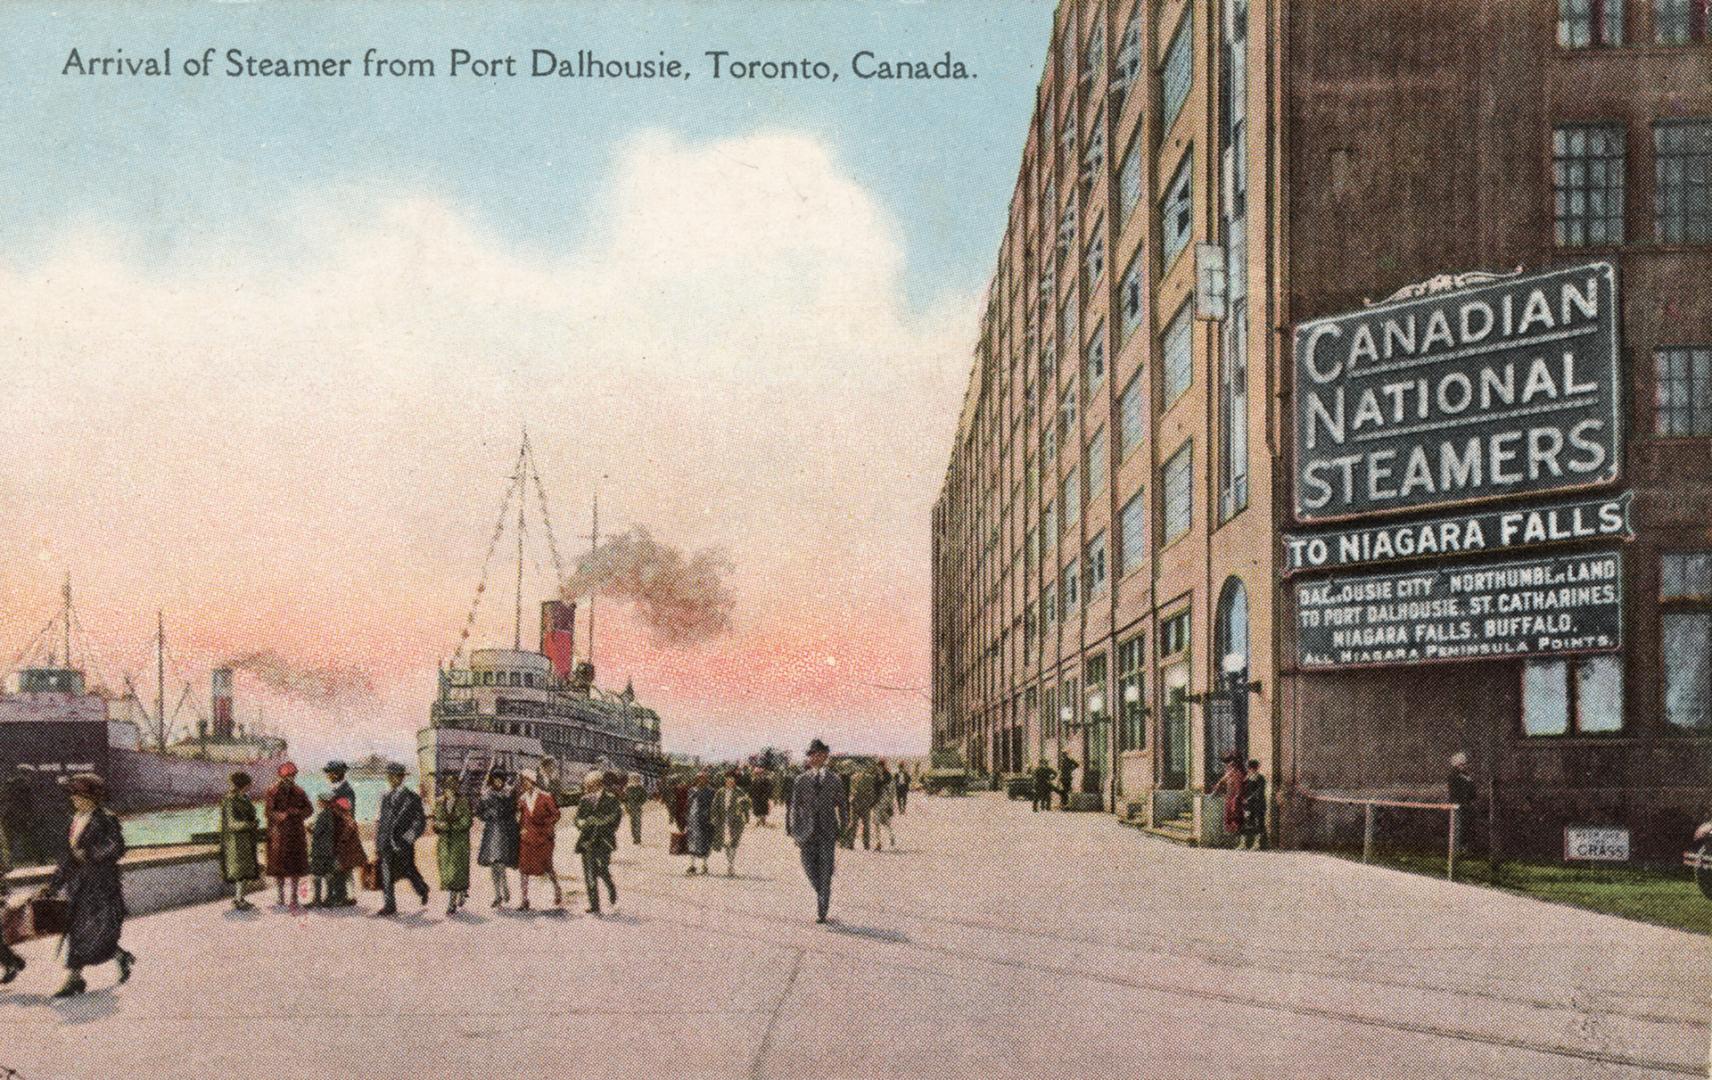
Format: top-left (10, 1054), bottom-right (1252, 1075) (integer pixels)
top-left (1206, 577), bottom-right (1251, 786)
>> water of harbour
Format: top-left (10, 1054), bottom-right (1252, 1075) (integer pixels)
top-left (121, 774), bottom-right (404, 847)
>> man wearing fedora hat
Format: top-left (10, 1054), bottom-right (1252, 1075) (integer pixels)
top-left (373, 762), bottom-right (430, 916)
top-left (787, 738), bottom-right (848, 923)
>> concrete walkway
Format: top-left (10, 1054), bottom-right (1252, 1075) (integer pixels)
top-left (1, 792), bottom-right (1706, 1079)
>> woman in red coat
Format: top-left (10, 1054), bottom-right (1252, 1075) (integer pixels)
top-left (1209, 753), bottom-right (1246, 845)
top-left (515, 769), bottom-right (562, 909)
top-left (265, 762), bottom-right (313, 910)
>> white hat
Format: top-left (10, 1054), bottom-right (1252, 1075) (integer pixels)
top-left (1449, 751), bottom-right (1468, 768)
top-left (584, 770), bottom-right (604, 786)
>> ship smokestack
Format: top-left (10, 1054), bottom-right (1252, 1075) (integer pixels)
top-left (212, 666), bottom-right (234, 739)
top-left (540, 600), bottom-right (576, 681)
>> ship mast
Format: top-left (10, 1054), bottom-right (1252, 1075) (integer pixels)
top-left (514, 436), bottom-right (527, 651)
top-left (156, 611), bottom-right (166, 751)
top-left (62, 573), bottom-right (72, 669)
top-left (585, 490), bottom-right (599, 667)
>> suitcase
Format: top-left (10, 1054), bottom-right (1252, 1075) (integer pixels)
top-left (2, 897), bottom-right (69, 944)
top-left (669, 830), bottom-right (687, 856)
top-left (360, 859), bottom-right (381, 891)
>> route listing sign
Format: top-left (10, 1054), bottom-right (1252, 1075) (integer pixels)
top-left (1283, 492), bottom-right (1633, 574)
top-left (1296, 549), bottom-right (1622, 668)
top-left (1293, 262), bottom-right (1621, 521)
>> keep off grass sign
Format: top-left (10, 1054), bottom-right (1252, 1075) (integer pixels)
top-left (1293, 263), bottom-right (1621, 522)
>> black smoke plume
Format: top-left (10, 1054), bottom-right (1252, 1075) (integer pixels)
top-left (565, 526), bottom-right (735, 647)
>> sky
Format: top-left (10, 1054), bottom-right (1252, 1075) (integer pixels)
top-left (0, 1), bottom-right (1055, 764)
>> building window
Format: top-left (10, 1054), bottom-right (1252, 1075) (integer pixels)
top-left (1162, 152), bottom-right (1194, 269)
top-left (1058, 384), bottom-right (1078, 450)
top-left (1553, 123), bottom-right (1626, 247)
top-left (1121, 255), bottom-right (1145, 341)
top-left (1024, 603), bottom-right (1036, 651)
top-left (1062, 108), bottom-right (1078, 164)
top-left (1113, 10), bottom-right (1142, 109)
top-left (1120, 488), bottom-right (1147, 576)
top-left (1161, 610), bottom-right (1191, 657)
top-left (1084, 21), bottom-right (1105, 81)
top-left (1087, 426), bottom-right (1107, 496)
top-left (1655, 120), bottom-right (1712, 244)
top-left (1558, 0), bottom-right (1624, 45)
top-left (1060, 294), bottom-right (1078, 358)
top-left (1219, 304), bottom-right (1250, 520)
top-left (1042, 500), bottom-right (1056, 548)
top-left (1163, 439), bottom-right (1193, 544)
top-left (1085, 226), bottom-right (1106, 285)
top-left (1662, 552), bottom-right (1712, 730)
top-left (1057, 201), bottom-right (1077, 264)
top-left (1120, 369), bottom-right (1146, 459)
top-left (1162, 300), bottom-right (1193, 406)
top-left (1062, 558), bottom-right (1080, 612)
top-left (1160, 8), bottom-right (1194, 136)
top-left (1118, 635), bottom-right (1146, 750)
top-left (1086, 328), bottom-right (1107, 392)
top-left (1656, 346), bottom-right (1712, 436)
top-left (1119, 136), bottom-right (1143, 228)
top-left (1522, 656), bottom-right (1624, 735)
top-left (1083, 120), bottom-right (1106, 180)
top-left (1063, 465), bottom-right (1081, 528)
top-left (1086, 531), bottom-right (1108, 597)
top-left (1043, 583), bottom-right (1057, 625)
top-left (1656, 0), bottom-right (1711, 41)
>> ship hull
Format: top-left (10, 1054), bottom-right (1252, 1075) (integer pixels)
top-left (107, 745), bottom-right (291, 814)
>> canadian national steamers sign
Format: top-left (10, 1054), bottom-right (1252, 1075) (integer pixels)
top-left (1293, 263), bottom-right (1621, 521)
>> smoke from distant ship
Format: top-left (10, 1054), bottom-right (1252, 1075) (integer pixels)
top-left (224, 649), bottom-right (376, 706)
top-left (565, 526), bottom-right (735, 646)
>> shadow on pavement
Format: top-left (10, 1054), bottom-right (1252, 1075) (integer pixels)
top-left (823, 921), bottom-right (910, 944)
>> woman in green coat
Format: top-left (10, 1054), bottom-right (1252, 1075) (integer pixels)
top-left (218, 771), bottom-right (260, 911)
top-left (432, 773), bottom-right (473, 916)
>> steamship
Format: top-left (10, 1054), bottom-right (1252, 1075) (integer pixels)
top-left (416, 436), bottom-right (666, 801)
top-left (0, 581), bottom-right (287, 845)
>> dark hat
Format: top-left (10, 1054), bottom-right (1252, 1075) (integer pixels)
top-left (230, 770), bottom-right (253, 789)
top-left (60, 773), bottom-right (106, 800)
top-left (385, 762), bottom-right (407, 777)
top-left (323, 760), bottom-right (347, 776)
top-left (806, 738), bottom-right (830, 755)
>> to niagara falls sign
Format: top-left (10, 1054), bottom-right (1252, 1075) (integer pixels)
top-left (1292, 262), bottom-right (1621, 522)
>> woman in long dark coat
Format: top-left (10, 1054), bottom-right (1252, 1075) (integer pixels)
top-left (265, 762), bottom-right (313, 910)
top-left (683, 772), bottom-right (715, 875)
top-left (748, 768), bottom-right (772, 827)
top-left (476, 769), bottom-right (520, 908)
top-left (39, 773), bottom-right (133, 997)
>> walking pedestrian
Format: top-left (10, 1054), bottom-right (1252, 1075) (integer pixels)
top-left (621, 772), bottom-right (648, 845)
top-left (373, 762), bottom-right (430, 916)
top-left (1240, 760), bottom-right (1267, 849)
top-left (0, 794), bottom-right (24, 984)
top-left (748, 767), bottom-right (772, 828)
top-left (36, 774), bottom-right (133, 998)
top-left (516, 768), bottom-right (562, 909)
top-left (847, 765), bottom-right (878, 850)
top-left (476, 768), bottom-right (520, 908)
top-left (1030, 759), bottom-right (1056, 812)
top-left (895, 768), bottom-right (910, 814)
top-left (788, 739), bottom-right (848, 924)
top-left (307, 792), bottom-right (339, 907)
top-left (573, 771), bottom-right (621, 914)
top-left (322, 760), bottom-right (357, 904)
top-left (684, 772), bottom-right (715, 875)
top-left (711, 771), bottom-right (751, 877)
top-left (218, 771), bottom-right (260, 911)
top-left (1056, 752), bottom-right (1079, 809)
top-left (432, 772), bottom-right (473, 916)
top-left (265, 762), bottom-right (312, 910)
top-left (1210, 752), bottom-right (1246, 845)
top-left (873, 764), bottom-right (897, 849)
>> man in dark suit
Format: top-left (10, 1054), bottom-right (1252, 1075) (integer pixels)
top-left (788, 738), bottom-right (848, 923)
top-left (374, 762), bottom-right (430, 916)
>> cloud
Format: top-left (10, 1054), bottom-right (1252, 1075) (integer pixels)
top-left (0, 129), bottom-right (973, 760)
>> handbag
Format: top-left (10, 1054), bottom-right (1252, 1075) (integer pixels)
top-left (669, 830), bottom-right (687, 856)
top-left (360, 858), bottom-right (381, 891)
